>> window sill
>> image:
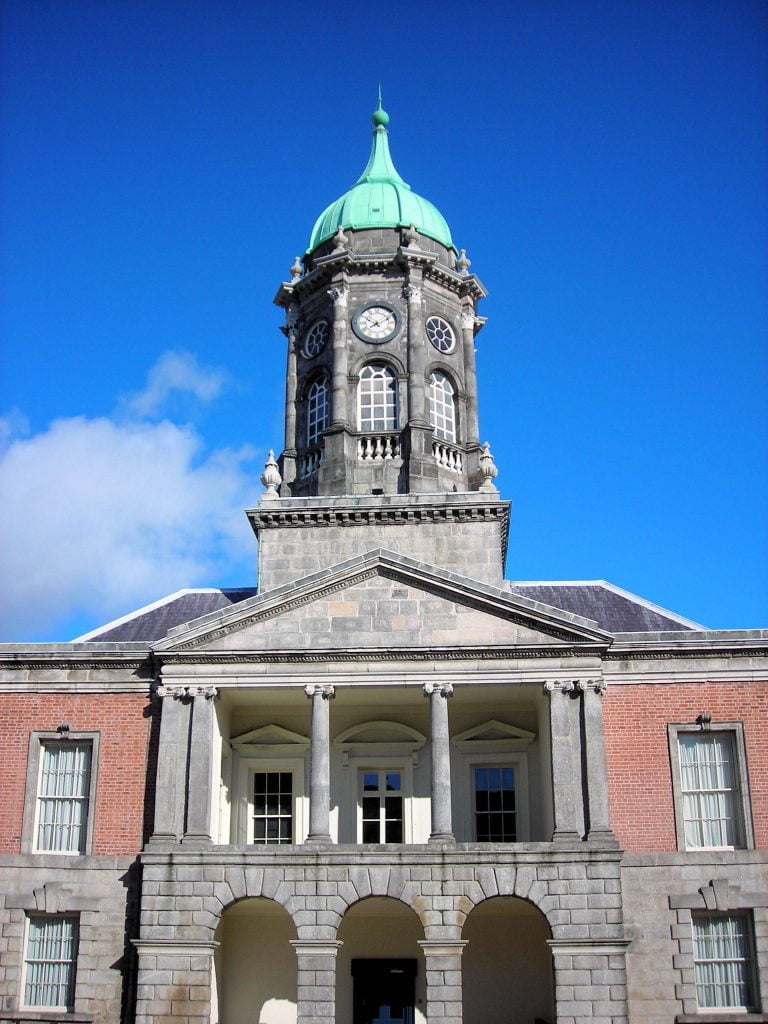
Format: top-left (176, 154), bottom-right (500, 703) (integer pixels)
top-left (676, 1014), bottom-right (766, 1023)
top-left (0, 1014), bottom-right (94, 1024)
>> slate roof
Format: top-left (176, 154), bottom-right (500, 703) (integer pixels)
top-left (75, 577), bottom-right (703, 643)
top-left (507, 581), bottom-right (704, 633)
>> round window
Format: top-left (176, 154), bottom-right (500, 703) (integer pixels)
top-left (303, 320), bottom-right (329, 358)
top-left (425, 315), bottom-right (456, 353)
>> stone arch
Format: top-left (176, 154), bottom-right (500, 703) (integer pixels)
top-left (214, 896), bottom-right (298, 1024)
top-left (337, 896), bottom-right (427, 1024)
top-left (462, 895), bottom-right (554, 1024)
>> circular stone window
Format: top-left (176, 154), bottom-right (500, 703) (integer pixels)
top-left (302, 319), bottom-right (329, 358)
top-left (426, 315), bottom-right (456, 353)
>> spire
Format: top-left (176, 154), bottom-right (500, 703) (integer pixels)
top-left (355, 94), bottom-right (410, 189)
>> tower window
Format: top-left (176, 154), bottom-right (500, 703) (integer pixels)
top-left (428, 371), bottom-right (456, 442)
top-left (307, 376), bottom-right (330, 446)
top-left (358, 364), bottom-right (397, 432)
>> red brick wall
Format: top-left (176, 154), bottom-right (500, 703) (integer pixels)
top-left (0, 693), bottom-right (152, 855)
top-left (603, 681), bottom-right (768, 852)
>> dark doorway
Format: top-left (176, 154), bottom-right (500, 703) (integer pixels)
top-left (352, 959), bottom-right (417, 1024)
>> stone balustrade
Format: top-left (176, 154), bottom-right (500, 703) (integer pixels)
top-left (357, 433), bottom-right (401, 460)
top-left (433, 439), bottom-right (463, 472)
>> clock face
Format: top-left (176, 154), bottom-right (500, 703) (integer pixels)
top-left (302, 319), bottom-right (329, 358)
top-left (426, 315), bottom-right (456, 353)
top-left (352, 304), bottom-right (400, 343)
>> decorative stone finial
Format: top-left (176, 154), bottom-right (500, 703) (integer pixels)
top-left (456, 248), bottom-right (471, 275)
top-left (260, 450), bottom-right (282, 497)
top-left (290, 256), bottom-right (302, 281)
top-left (332, 226), bottom-right (349, 252)
top-left (478, 441), bottom-right (499, 492)
top-left (403, 224), bottom-right (419, 248)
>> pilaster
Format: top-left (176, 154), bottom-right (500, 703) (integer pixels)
top-left (544, 680), bottom-right (584, 841)
top-left (183, 687), bottom-right (218, 844)
top-left (150, 686), bottom-right (191, 842)
top-left (417, 939), bottom-right (467, 1024)
top-left (578, 679), bottom-right (617, 844)
top-left (290, 940), bottom-right (343, 1024)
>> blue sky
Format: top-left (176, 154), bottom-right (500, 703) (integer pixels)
top-left (1, 0), bottom-right (766, 641)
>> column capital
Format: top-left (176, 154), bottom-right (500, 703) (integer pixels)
top-left (543, 680), bottom-right (575, 695)
top-left (305, 683), bottom-right (336, 700)
top-left (328, 284), bottom-right (348, 308)
top-left (402, 283), bottom-right (423, 303)
top-left (577, 678), bottom-right (607, 695)
top-left (290, 940), bottom-right (343, 956)
top-left (417, 939), bottom-right (468, 956)
top-left (156, 684), bottom-right (218, 700)
top-left (423, 682), bottom-right (453, 698)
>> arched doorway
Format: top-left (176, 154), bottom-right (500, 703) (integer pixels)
top-left (214, 897), bottom-right (298, 1024)
top-left (462, 896), bottom-right (554, 1024)
top-left (337, 897), bottom-right (426, 1024)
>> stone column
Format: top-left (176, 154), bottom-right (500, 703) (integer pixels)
top-left (284, 302), bottom-right (300, 451)
top-left (424, 682), bottom-right (454, 842)
top-left (133, 939), bottom-right (218, 1024)
top-left (405, 278), bottom-right (427, 426)
top-left (183, 687), bottom-right (218, 844)
top-left (305, 684), bottom-right (335, 842)
top-left (290, 940), bottom-right (343, 1024)
top-left (544, 680), bottom-right (583, 841)
top-left (418, 940), bottom-right (467, 1024)
top-left (460, 306), bottom-right (480, 445)
top-left (578, 679), bottom-right (616, 843)
top-left (151, 686), bottom-right (192, 842)
top-left (329, 284), bottom-right (349, 428)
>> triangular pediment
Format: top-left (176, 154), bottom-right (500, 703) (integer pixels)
top-left (231, 724), bottom-right (309, 751)
top-left (453, 720), bottom-right (536, 744)
top-left (153, 549), bottom-right (613, 656)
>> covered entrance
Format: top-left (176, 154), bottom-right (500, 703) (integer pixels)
top-left (352, 959), bottom-right (417, 1024)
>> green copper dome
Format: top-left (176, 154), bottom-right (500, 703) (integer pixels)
top-left (307, 104), bottom-right (454, 252)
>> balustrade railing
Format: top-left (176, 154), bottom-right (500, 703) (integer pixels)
top-left (432, 440), bottom-right (463, 472)
top-left (298, 447), bottom-right (323, 479)
top-left (357, 434), bottom-right (401, 461)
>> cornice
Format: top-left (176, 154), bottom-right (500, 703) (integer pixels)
top-left (155, 643), bottom-right (609, 666)
top-left (247, 497), bottom-right (510, 531)
top-left (275, 248), bottom-right (486, 305)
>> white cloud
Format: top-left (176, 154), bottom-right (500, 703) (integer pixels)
top-left (121, 350), bottom-right (227, 417)
top-left (0, 354), bottom-right (261, 641)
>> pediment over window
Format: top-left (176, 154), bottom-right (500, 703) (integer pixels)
top-left (231, 724), bottom-right (310, 753)
top-left (452, 719), bottom-right (536, 752)
top-left (334, 720), bottom-right (426, 766)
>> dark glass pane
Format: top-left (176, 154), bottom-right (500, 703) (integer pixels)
top-left (362, 797), bottom-right (379, 819)
top-left (475, 768), bottom-right (488, 791)
top-left (279, 819), bottom-right (292, 841)
top-left (501, 791), bottom-right (516, 811)
top-left (254, 795), bottom-right (266, 814)
top-left (280, 773), bottom-right (292, 790)
top-left (267, 774), bottom-right (279, 793)
top-left (502, 768), bottom-right (514, 790)
top-left (476, 818), bottom-right (490, 842)
top-left (363, 772), bottom-right (379, 791)
top-left (254, 773), bottom-right (266, 795)
top-left (279, 794), bottom-right (291, 814)
top-left (475, 790), bottom-right (488, 811)
top-left (362, 820), bottom-right (380, 843)
top-left (386, 772), bottom-right (401, 791)
top-left (253, 819), bottom-right (266, 840)
top-left (266, 818), bottom-right (279, 839)
top-left (385, 818), bottom-right (403, 843)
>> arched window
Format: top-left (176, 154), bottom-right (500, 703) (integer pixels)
top-left (306, 375), bottom-right (330, 446)
top-left (428, 371), bottom-right (456, 442)
top-left (358, 364), bottom-right (397, 431)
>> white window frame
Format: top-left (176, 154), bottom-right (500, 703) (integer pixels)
top-left (356, 762), bottom-right (410, 844)
top-left (692, 912), bottom-right (758, 1012)
top-left (21, 732), bottom-right (99, 856)
top-left (230, 725), bottom-right (309, 846)
top-left (22, 914), bottom-right (78, 1012)
top-left (452, 721), bottom-right (535, 843)
top-left (357, 363), bottom-right (398, 432)
top-left (668, 723), bottom-right (754, 852)
top-left (306, 375), bottom-right (330, 447)
top-left (428, 370), bottom-right (456, 442)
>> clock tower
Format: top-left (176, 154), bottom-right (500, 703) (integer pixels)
top-left (252, 102), bottom-right (509, 591)
top-left (274, 101), bottom-right (492, 497)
